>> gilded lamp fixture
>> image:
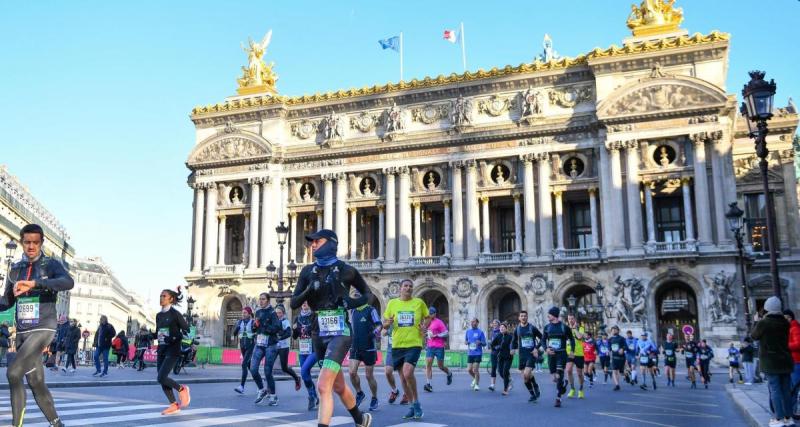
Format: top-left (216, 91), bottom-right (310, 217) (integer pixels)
top-left (626, 0), bottom-right (684, 37)
top-left (236, 29), bottom-right (278, 96)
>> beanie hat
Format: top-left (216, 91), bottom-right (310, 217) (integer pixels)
top-left (764, 296), bottom-right (782, 315)
top-left (548, 306), bottom-right (560, 318)
top-left (243, 306), bottom-right (254, 316)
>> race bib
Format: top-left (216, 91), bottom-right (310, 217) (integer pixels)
top-left (157, 328), bottom-right (169, 346)
top-left (521, 337), bottom-right (534, 348)
top-left (469, 342), bottom-right (478, 351)
top-left (256, 334), bottom-right (268, 347)
top-left (548, 338), bottom-right (562, 350)
top-left (700, 354), bottom-right (709, 360)
top-left (299, 338), bottom-right (312, 355)
top-left (729, 356), bottom-right (737, 362)
top-left (397, 311), bottom-right (415, 327)
top-left (599, 346), bottom-right (609, 355)
top-left (685, 351), bottom-right (694, 358)
top-left (318, 309), bottom-right (346, 337)
top-left (17, 296), bottom-right (40, 326)
top-left (665, 349), bottom-right (674, 356)
top-left (627, 344), bottom-right (634, 350)
top-left (611, 343), bottom-right (620, 352)
top-left (639, 356), bottom-right (649, 364)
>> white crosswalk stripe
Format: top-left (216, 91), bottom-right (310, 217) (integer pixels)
top-left (386, 423), bottom-right (448, 427)
top-left (0, 403), bottom-right (164, 421)
top-left (136, 411), bottom-right (298, 427)
top-left (266, 416), bottom-right (352, 427)
top-left (25, 408), bottom-right (234, 427)
top-left (0, 399), bottom-right (68, 405)
top-left (0, 401), bottom-right (115, 412)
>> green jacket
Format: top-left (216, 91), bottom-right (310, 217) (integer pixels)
top-left (751, 314), bottom-right (793, 375)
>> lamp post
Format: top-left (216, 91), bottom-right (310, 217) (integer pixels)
top-left (727, 202), bottom-right (753, 331)
top-left (266, 221), bottom-right (297, 305)
top-left (567, 294), bottom-right (577, 316)
top-left (5, 238), bottom-right (17, 269)
top-left (741, 70), bottom-right (781, 304)
top-left (186, 296), bottom-right (195, 326)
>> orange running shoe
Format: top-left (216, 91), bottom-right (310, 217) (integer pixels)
top-left (179, 385), bottom-right (191, 408)
top-left (161, 402), bottom-right (181, 415)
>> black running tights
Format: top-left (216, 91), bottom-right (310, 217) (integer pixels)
top-left (7, 330), bottom-right (60, 426)
top-left (156, 352), bottom-right (182, 403)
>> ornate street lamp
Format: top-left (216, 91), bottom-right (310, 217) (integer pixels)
top-left (268, 221), bottom-right (294, 304)
top-left (726, 202), bottom-right (753, 331)
top-left (186, 296), bottom-right (196, 326)
top-left (567, 294), bottom-right (577, 315)
top-left (5, 239), bottom-right (17, 266)
top-left (741, 70), bottom-right (781, 305)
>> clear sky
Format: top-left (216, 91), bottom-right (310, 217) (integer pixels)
top-left (1, 1), bottom-right (797, 306)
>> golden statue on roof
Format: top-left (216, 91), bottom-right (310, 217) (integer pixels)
top-left (236, 29), bottom-right (278, 96)
top-left (627, 0), bottom-right (684, 37)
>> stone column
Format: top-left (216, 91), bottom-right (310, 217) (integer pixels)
top-left (217, 214), bottom-right (227, 265)
top-left (398, 167), bottom-right (412, 261)
top-left (289, 210), bottom-right (297, 262)
top-left (682, 178), bottom-right (695, 241)
top-left (377, 204), bottom-right (385, 260)
top-left (243, 212), bottom-right (250, 266)
top-left (554, 190), bottom-right (565, 250)
top-left (780, 149), bottom-right (800, 248)
top-left (465, 160), bottom-right (480, 258)
top-left (413, 201), bottom-right (422, 256)
top-left (316, 209), bottom-right (323, 231)
top-left (450, 161), bottom-right (465, 260)
top-left (589, 187), bottom-right (599, 248)
top-left (349, 207), bottom-right (358, 259)
top-left (443, 199), bottom-right (452, 257)
top-left (204, 183), bottom-right (219, 267)
top-left (191, 184), bottom-right (205, 272)
top-left (259, 177), bottom-right (272, 268)
top-left (520, 154), bottom-right (537, 256)
top-left (690, 134), bottom-right (713, 245)
top-left (384, 169), bottom-right (397, 262)
top-left (247, 178), bottom-right (261, 270)
top-left (537, 153), bottom-right (553, 255)
top-left (481, 194), bottom-right (491, 254)
top-left (643, 181), bottom-right (656, 244)
top-left (606, 142), bottom-right (625, 251)
top-left (335, 173), bottom-right (349, 258)
top-left (323, 175), bottom-right (334, 229)
top-left (513, 193), bottom-right (522, 253)
top-left (710, 133), bottom-right (731, 245)
top-left (625, 141), bottom-right (643, 250)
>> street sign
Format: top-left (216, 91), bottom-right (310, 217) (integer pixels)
top-left (82, 330), bottom-right (90, 339)
top-left (682, 325), bottom-right (694, 336)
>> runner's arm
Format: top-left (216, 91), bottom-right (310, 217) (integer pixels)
top-left (176, 309), bottom-right (190, 334)
top-left (289, 267), bottom-right (313, 310)
top-left (566, 325), bottom-right (575, 354)
top-left (0, 274), bottom-right (15, 311)
top-left (342, 267), bottom-right (370, 309)
top-left (36, 259), bottom-right (74, 292)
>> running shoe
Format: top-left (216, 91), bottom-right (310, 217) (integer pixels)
top-left (423, 384), bottom-right (433, 393)
top-left (161, 402), bottom-right (181, 415)
top-left (388, 389), bottom-right (399, 404)
top-left (502, 390), bottom-right (509, 396)
top-left (704, 383), bottom-right (708, 389)
top-left (528, 395), bottom-right (537, 402)
top-left (400, 394), bottom-right (410, 405)
top-left (567, 388), bottom-right (575, 398)
top-left (446, 371), bottom-right (453, 385)
top-left (99, 373), bottom-right (107, 378)
top-left (613, 385), bottom-right (621, 391)
top-left (178, 385), bottom-right (191, 408)
top-left (294, 378), bottom-right (301, 391)
top-left (554, 397), bottom-right (561, 408)
top-left (473, 384), bottom-right (480, 391)
top-left (413, 402), bottom-right (423, 419)
top-left (307, 396), bottom-right (316, 411)
top-left (234, 385), bottom-right (245, 394)
top-left (403, 407), bottom-right (415, 419)
top-left (356, 391), bottom-right (366, 407)
top-left (783, 417), bottom-right (796, 427)
top-left (268, 395), bottom-right (279, 406)
top-left (578, 390), bottom-right (585, 399)
top-left (369, 397), bottom-right (379, 411)
top-left (470, 379), bottom-right (476, 388)
top-left (358, 412), bottom-right (373, 427)
top-left (767, 419), bottom-right (783, 427)
top-left (653, 382), bottom-right (657, 390)
top-left (488, 384), bottom-right (495, 392)
top-left (50, 417), bottom-right (65, 427)
top-left (533, 384), bottom-right (540, 399)
top-left (640, 384), bottom-right (648, 390)
top-left (255, 389), bottom-right (269, 404)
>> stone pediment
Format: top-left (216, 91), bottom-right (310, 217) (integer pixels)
top-left (187, 131), bottom-right (272, 167)
top-left (597, 75), bottom-right (727, 120)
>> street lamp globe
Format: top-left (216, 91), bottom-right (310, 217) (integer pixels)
top-left (5, 239), bottom-right (17, 260)
top-left (187, 296), bottom-right (195, 312)
top-left (266, 260), bottom-right (277, 280)
top-left (741, 70), bottom-right (777, 121)
top-left (275, 221), bottom-right (289, 246)
top-left (725, 201), bottom-right (745, 233)
top-left (287, 259), bottom-right (297, 279)
top-left (567, 294), bottom-right (577, 309)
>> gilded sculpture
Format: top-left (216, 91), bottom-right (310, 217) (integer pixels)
top-left (237, 30), bottom-right (278, 95)
top-left (626, 0), bottom-right (684, 37)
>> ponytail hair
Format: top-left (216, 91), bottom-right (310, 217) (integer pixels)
top-left (162, 286), bottom-right (184, 305)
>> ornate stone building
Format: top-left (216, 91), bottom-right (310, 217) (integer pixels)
top-left (185, 2), bottom-right (800, 355)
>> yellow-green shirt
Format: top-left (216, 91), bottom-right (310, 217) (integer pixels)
top-left (383, 297), bottom-right (429, 349)
top-left (570, 325), bottom-right (586, 357)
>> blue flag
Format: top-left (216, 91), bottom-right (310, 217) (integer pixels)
top-left (379, 36), bottom-right (400, 52)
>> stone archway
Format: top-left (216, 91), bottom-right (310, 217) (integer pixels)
top-left (221, 296), bottom-right (243, 348)
top-left (561, 284), bottom-right (603, 336)
top-left (487, 287), bottom-right (522, 327)
top-left (648, 270), bottom-right (705, 346)
top-left (418, 289), bottom-right (449, 333)
top-left (654, 281), bottom-right (699, 346)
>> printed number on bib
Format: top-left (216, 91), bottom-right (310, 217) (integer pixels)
top-left (521, 337), bottom-right (534, 348)
top-left (548, 338), bottom-right (562, 350)
top-left (17, 296), bottom-right (40, 325)
top-left (158, 328), bottom-right (170, 346)
top-left (256, 334), bottom-right (268, 346)
top-left (665, 349), bottom-right (674, 356)
top-left (611, 343), bottom-right (620, 352)
top-left (318, 309), bottom-right (346, 337)
top-left (469, 342), bottom-right (478, 351)
top-left (299, 338), bottom-right (312, 355)
top-left (685, 352), bottom-right (694, 358)
top-left (729, 356), bottom-right (736, 362)
top-left (639, 356), bottom-right (649, 364)
top-left (397, 311), bottom-right (415, 327)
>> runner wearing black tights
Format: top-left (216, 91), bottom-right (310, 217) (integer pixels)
top-left (154, 287), bottom-right (192, 415)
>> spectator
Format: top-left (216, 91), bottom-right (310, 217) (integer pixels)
top-left (112, 330), bottom-right (129, 368)
top-left (0, 321), bottom-right (10, 367)
top-left (92, 315), bottom-right (116, 377)
top-left (133, 326), bottom-right (151, 371)
top-left (54, 314), bottom-right (69, 370)
top-left (741, 337), bottom-right (756, 385)
top-left (752, 297), bottom-right (794, 427)
top-left (785, 309), bottom-right (800, 418)
top-left (64, 319), bottom-right (81, 373)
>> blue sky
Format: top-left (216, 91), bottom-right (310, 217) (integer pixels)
top-left (1, 1), bottom-right (797, 305)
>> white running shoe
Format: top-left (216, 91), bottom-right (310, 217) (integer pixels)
top-left (473, 384), bottom-right (480, 391)
top-left (768, 418), bottom-right (784, 427)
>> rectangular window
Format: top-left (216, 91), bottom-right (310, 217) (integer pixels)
top-left (655, 197), bottom-right (685, 242)
top-left (569, 202), bottom-right (592, 249)
top-left (492, 206), bottom-right (516, 253)
top-left (744, 193), bottom-right (771, 253)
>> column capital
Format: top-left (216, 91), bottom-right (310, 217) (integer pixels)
top-left (624, 139), bottom-right (639, 150)
top-left (512, 192), bottom-right (522, 201)
top-left (377, 203), bottom-right (385, 212)
top-left (248, 176), bottom-right (266, 185)
top-left (443, 197), bottom-right (452, 206)
top-left (605, 141), bottom-right (624, 152)
top-left (587, 186), bottom-right (598, 195)
top-left (289, 210), bottom-right (298, 217)
top-left (464, 159), bottom-right (477, 169)
top-left (348, 206), bottom-right (358, 213)
top-left (243, 212), bottom-right (250, 218)
top-left (412, 200), bottom-right (421, 209)
top-left (518, 153), bottom-right (537, 163)
top-left (479, 194), bottom-right (489, 203)
top-left (681, 176), bottom-right (692, 185)
top-left (552, 189), bottom-right (563, 197)
top-left (218, 213), bottom-right (227, 220)
top-left (381, 166), bottom-right (398, 175)
top-left (334, 172), bottom-right (347, 181)
top-left (535, 152), bottom-right (550, 162)
top-left (397, 166), bottom-right (410, 175)
top-left (321, 173), bottom-right (335, 181)
top-left (315, 208), bottom-right (324, 215)
top-left (449, 160), bottom-right (466, 169)
top-left (779, 149), bottom-right (796, 161)
top-left (642, 179), bottom-right (657, 189)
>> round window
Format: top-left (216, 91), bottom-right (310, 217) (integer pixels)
top-left (654, 145), bottom-right (677, 166)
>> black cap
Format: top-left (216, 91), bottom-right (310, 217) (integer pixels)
top-left (305, 228), bottom-right (338, 243)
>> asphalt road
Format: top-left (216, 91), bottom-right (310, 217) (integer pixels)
top-left (0, 369), bottom-right (749, 426)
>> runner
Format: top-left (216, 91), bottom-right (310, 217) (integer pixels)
top-left (293, 301), bottom-right (320, 410)
top-left (542, 307), bottom-right (574, 407)
top-left (154, 287), bottom-right (192, 415)
top-left (741, 337), bottom-right (756, 385)
top-left (233, 307), bottom-right (256, 394)
top-left (662, 333), bottom-right (678, 387)
top-left (423, 306), bottom-right (453, 392)
top-left (382, 279), bottom-right (430, 420)
top-left (583, 331), bottom-right (597, 388)
top-left (382, 325), bottom-right (407, 405)
top-left (728, 341), bottom-right (743, 384)
top-left (488, 319), bottom-right (501, 392)
top-left (0, 224), bottom-right (74, 427)
top-left (608, 326), bottom-right (627, 391)
top-left (624, 330), bottom-right (638, 385)
top-left (597, 332), bottom-right (611, 384)
top-left (465, 317), bottom-right (487, 391)
top-left (681, 333), bottom-right (699, 389)
top-left (697, 339), bottom-right (714, 389)
top-left (511, 310), bottom-right (542, 402)
top-left (250, 292), bottom-right (282, 406)
top-left (565, 314), bottom-right (586, 398)
top-left (274, 305), bottom-right (302, 392)
top-left (348, 293), bottom-right (382, 411)
top-left (290, 229), bottom-right (373, 427)
top-left (636, 332), bottom-right (657, 390)
top-left (491, 322), bottom-right (514, 395)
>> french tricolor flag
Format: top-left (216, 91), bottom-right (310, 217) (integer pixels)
top-left (443, 29), bottom-right (459, 44)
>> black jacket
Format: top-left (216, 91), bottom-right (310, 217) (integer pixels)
top-left (491, 332), bottom-right (514, 359)
top-left (93, 322), bottom-right (116, 349)
top-left (0, 324), bottom-right (10, 348)
top-left (0, 254), bottom-right (74, 333)
top-left (254, 306), bottom-right (281, 346)
top-left (65, 325), bottom-right (81, 353)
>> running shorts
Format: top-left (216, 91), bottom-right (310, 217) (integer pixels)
top-left (350, 348), bottom-right (377, 366)
top-left (665, 357), bottom-right (677, 368)
top-left (570, 356), bottom-right (585, 370)
top-left (392, 347), bottom-right (422, 371)
top-left (730, 362), bottom-right (740, 368)
top-left (600, 356), bottom-right (610, 369)
top-left (548, 352), bottom-right (568, 374)
top-left (612, 357), bottom-right (625, 372)
top-left (425, 347), bottom-right (445, 361)
top-left (313, 335), bottom-right (352, 373)
top-left (467, 355), bottom-right (482, 364)
top-left (685, 358), bottom-right (696, 369)
top-left (518, 350), bottom-right (536, 370)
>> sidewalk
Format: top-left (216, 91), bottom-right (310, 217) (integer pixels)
top-left (726, 382), bottom-right (773, 427)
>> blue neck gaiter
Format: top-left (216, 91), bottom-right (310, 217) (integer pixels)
top-left (313, 240), bottom-right (339, 267)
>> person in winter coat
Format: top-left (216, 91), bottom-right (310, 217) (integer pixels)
top-left (751, 297), bottom-right (794, 426)
top-left (0, 321), bottom-right (10, 367)
top-left (784, 309), bottom-right (800, 416)
top-left (92, 315), bottom-right (116, 376)
top-left (112, 331), bottom-right (129, 368)
top-left (53, 314), bottom-right (69, 371)
top-left (134, 326), bottom-right (152, 371)
top-left (64, 319), bottom-right (81, 372)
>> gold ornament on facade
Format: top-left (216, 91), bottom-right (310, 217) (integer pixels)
top-left (626, 0), bottom-right (684, 37)
top-left (237, 30), bottom-right (279, 96)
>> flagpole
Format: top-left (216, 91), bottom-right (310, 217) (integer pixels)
top-left (400, 32), bottom-right (404, 81)
top-left (460, 22), bottom-right (467, 72)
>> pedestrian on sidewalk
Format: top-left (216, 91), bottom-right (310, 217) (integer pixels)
top-left (133, 326), bottom-right (151, 371)
top-left (741, 338), bottom-right (756, 385)
top-left (751, 296), bottom-right (794, 427)
top-left (64, 318), bottom-right (81, 373)
top-left (92, 315), bottom-right (116, 377)
top-left (113, 330), bottom-right (129, 368)
top-left (0, 321), bottom-right (10, 367)
top-left (784, 309), bottom-right (800, 418)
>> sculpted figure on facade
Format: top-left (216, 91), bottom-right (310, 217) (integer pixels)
top-left (450, 95), bottom-right (473, 127)
top-left (520, 87), bottom-right (544, 118)
top-left (610, 275), bottom-right (647, 323)
top-left (320, 110), bottom-right (344, 141)
top-left (703, 271), bottom-right (737, 323)
top-left (384, 102), bottom-right (406, 134)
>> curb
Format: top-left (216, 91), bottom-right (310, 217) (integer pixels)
top-left (726, 383), bottom-right (771, 427)
top-left (0, 375), bottom-right (296, 390)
